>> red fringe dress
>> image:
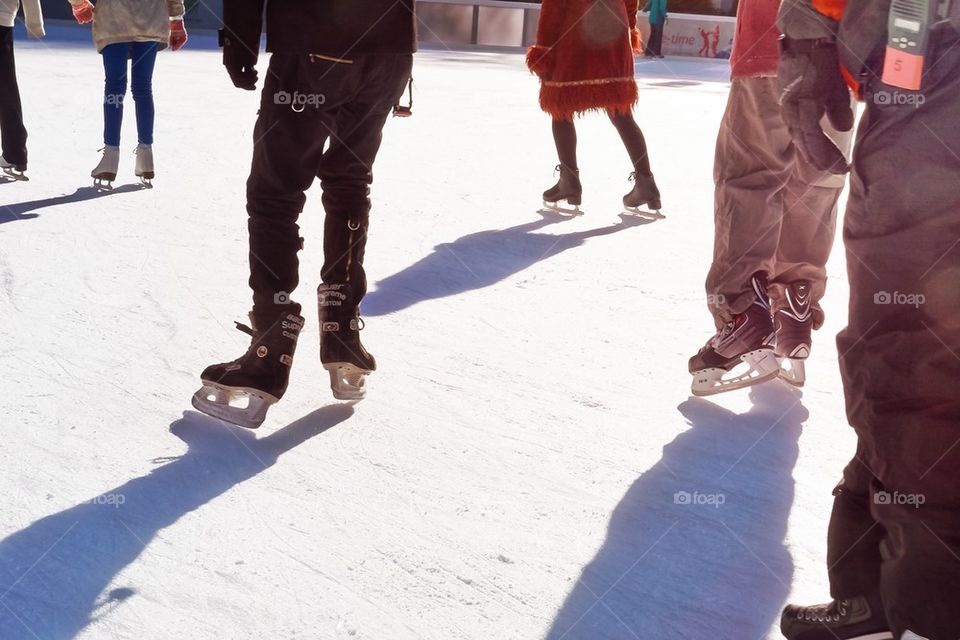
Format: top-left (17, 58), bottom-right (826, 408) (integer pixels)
top-left (527, 0), bottom-right (642, 121)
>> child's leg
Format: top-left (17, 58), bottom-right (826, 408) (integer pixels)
top-left (101, 43), bottom-right (130, 147)
top-left (608, 111), bottom-right (652, 176)
top-left (0, 26), bottom-right (28, 166)
top-left (551, 118), bottom-right (578, 172)
top-left (129, 42), bottom-right (158, 146)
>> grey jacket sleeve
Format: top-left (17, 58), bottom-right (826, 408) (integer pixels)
top-left (777, 0), bottom-right (839, 39)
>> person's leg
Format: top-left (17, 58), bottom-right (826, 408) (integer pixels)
top-left (129, 42), bottom-right (159, 146)
top-left (0, 26), bottom-right (28, 167)
top-left (652, 23), bottom-right (664, 56)
top-left (316, 54), bottom-right (413, 300)
top-left (838, 31), bottom-right (960, 640)
top-left (608, 111), bottom-right (652, 176)
top-left (705, 76), bottom-right (791, 327)
top-left (246, 54), bottom-right (335, 326)
top-left (551, 118), bottom-right (578, 173)
top-left (101, 43), bottom-right (130, 147)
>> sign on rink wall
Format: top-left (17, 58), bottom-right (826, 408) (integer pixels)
top-left (638, 13), bottom-right (737, 59)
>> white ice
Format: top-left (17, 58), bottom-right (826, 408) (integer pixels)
top-left (0, 23), bottom-right (856, 640)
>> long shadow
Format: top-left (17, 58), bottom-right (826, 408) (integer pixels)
top-left (0, 185), bottom-right (146, 225)
top-left (0, 405), bottom-right (353, 639)
top-left (363, 214), bottom-right (646, 317)
top-left (546, 384), bottom-right (805, 639)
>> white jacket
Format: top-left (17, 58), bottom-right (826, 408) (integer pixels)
top-left (0, 0), bottom-right (45, 38)
top-left (69, 0), bottom-right (185, 53)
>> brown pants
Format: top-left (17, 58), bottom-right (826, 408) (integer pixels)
top-left (705, 76), bottom-right (850, 328)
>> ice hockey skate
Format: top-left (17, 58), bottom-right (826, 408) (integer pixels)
top-left (0, 155), bottom-right (28, 181)
top-left (91, 146), bottom-right (120, 189)
top-left (135, 144), bottom-right (155, 187)
top-left (319, 283), bottom-right (376, 401)
top-left (192, 312), bottom-right (305, 428)
top-left (621, 171), bottom-right (663, 219)
top-left (773, 281), bottom-right (819, 387)
top-left (781, 592), bottom-right (892, 640)
top-left (689, 275), bottom-right (779, 396)
top-left (540, 164), bottom-right (583, 216)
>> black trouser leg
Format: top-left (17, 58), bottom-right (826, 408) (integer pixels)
top-left (550, 119), bottom-right (578, 173)
top-left (318, 54), bottom-right (413, 307)
top-left (608, 111), bottom-right (652, 176)
top-left (647, 23), bottom-right (664, 56)
top-left (0, 27), bottom-right (27, 167)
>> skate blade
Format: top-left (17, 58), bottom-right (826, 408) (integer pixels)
top-left (93, 176), bottom-right (115, 190)
top-left (324, 363), bottom-right (371, 401)
top-left (138, 176), bottom-right (154, 188)
top-left (539, 201), bottom-right (583, 218)
top-left (691, 348), bottom-right (780, 397)
top-left (777, 357), bottom-right (806, 387)
top-left (191, 382), bottom-right (278, 429)
top-left (621, 207), bottom-right (664, 221)
top-left (2, 167), bottom-right (29, 182)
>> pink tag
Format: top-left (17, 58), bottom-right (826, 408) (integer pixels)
top-left (882, 48), bottom-right (924, 90)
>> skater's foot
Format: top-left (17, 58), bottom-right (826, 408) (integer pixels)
top-left (192, 312), bottom-right (305, 428)
top-left (542, 164), bottom-right (583, 215)
top-left (773, 281), bottom-right (821, 388)
top-left (92, 146), bottom-right (121, 189)
top-left (319, 283), bottom-right (376, 401)
top-left (135, 144), bottom-right (155, 187)
top-left (689, 274), bottom-right (778, 396)
top-left (781, 591), bottom-right (891, 640)
top-left (622, 171), bottom-right (662, 217)
top-left (0, 155), bottom-right (28, 181)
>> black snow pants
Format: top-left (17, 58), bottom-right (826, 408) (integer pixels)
top-left (245, 53), bottom-right (412, 326)
top-left (826, 25), bottom-right (960, 640)
top-left (0, 26), bottom-right (28, 168)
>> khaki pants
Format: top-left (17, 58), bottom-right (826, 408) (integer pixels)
top-left (705, 76), bottom-right (850, 328)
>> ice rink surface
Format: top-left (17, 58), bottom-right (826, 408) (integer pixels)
top-left (1, 24), bottom-right (856, 640)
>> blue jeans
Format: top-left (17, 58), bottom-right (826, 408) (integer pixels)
top-left (101, 42), bottom-right (158, 147)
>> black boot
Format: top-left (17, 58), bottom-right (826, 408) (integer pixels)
top-left (780, 591), bottom-right (891, 640)
top-left (319, 283), bottom-right (376, 400)
top-left (542, 164), bottom-right (583, 212)
top-left (192, 312), bottom-right (305, 428)
top-left (623, 172), bottom-right (662, 213)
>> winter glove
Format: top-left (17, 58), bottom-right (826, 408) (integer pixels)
top-left (169, 18), bottom-right (188, 51)
top-left (220, 28), bottom-right (258, 90)
top-left (778, 36), bottom-right (854, 175)
top-left (71, 0), bottom-right (94, 24)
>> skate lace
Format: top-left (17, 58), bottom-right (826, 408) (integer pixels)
top-left (796, 599), bottom-right (848, 623)
top-left (628, 171), bottom-right (637, 182)
top-left (553, 164), bottom-right (561, 176)
top-left (234, 321), bottom-right (256, 337)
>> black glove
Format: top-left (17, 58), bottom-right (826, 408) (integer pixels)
top-left (219, 28), bottom-right (259, 91)
top-left (778, 36), bottom-right (854, 175)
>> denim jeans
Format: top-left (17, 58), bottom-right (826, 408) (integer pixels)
top-left (101, 41), bottom-right (158, 147)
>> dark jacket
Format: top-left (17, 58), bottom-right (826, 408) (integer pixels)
top-left (224, 0), bottom-right (417, 59)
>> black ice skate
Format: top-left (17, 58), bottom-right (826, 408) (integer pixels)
top-left (541, 164), bottom-right (583, 216)
top-left (319, 283), bottom-right (376, 401)
top-left (689, 275), bottom-right (779, 396)
top-left (192, 312), bottom-right (305, 428)
top-left (621, 171), bottom-right (663, 219)
top-left (781, 592), bottom-right (892, 640)
top-left (0, 156), bottom-right (28, 181)
top-left (773, 281), bottom-right (820, 387)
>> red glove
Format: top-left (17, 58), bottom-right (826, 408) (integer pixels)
top-left (169, 18), bottom-right (188, 51)
top-left (72, 0), bottom-right (94, 24)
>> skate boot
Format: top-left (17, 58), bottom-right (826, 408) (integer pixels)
top-left (92, 146), bottom-right (121, 189)
top-left (0, 155), bottom-right (28, 181)
top-left (689, 274), bottom-right (779, 396)
top-left (781, 592), bottom-right (892, 640)
top-left (773, 281), bottom-right (821, 387)
top-left (542, 164), bottom-right (583, 216)
top-left (319, 283), bottom-right (376, 401)
top-left (134, 144), bottom-right (154, 186)
top-left (622, 172), bottom-right (663, 218)
top-left (192, 312), bottom-right (305, 428)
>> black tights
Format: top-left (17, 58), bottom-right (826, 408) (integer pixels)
top-left (551, 111), bottom-right (652, 176)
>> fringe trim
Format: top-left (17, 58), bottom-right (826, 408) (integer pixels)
top-left (631, 28), bottom-right (643, 54)
top-left (526, 45), bottom-right (552, 75)
top-left (540, 78), bottom-right (638, 121)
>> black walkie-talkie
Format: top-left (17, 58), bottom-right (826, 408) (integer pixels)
top-left (883, 0), bottom-right (953, 89)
